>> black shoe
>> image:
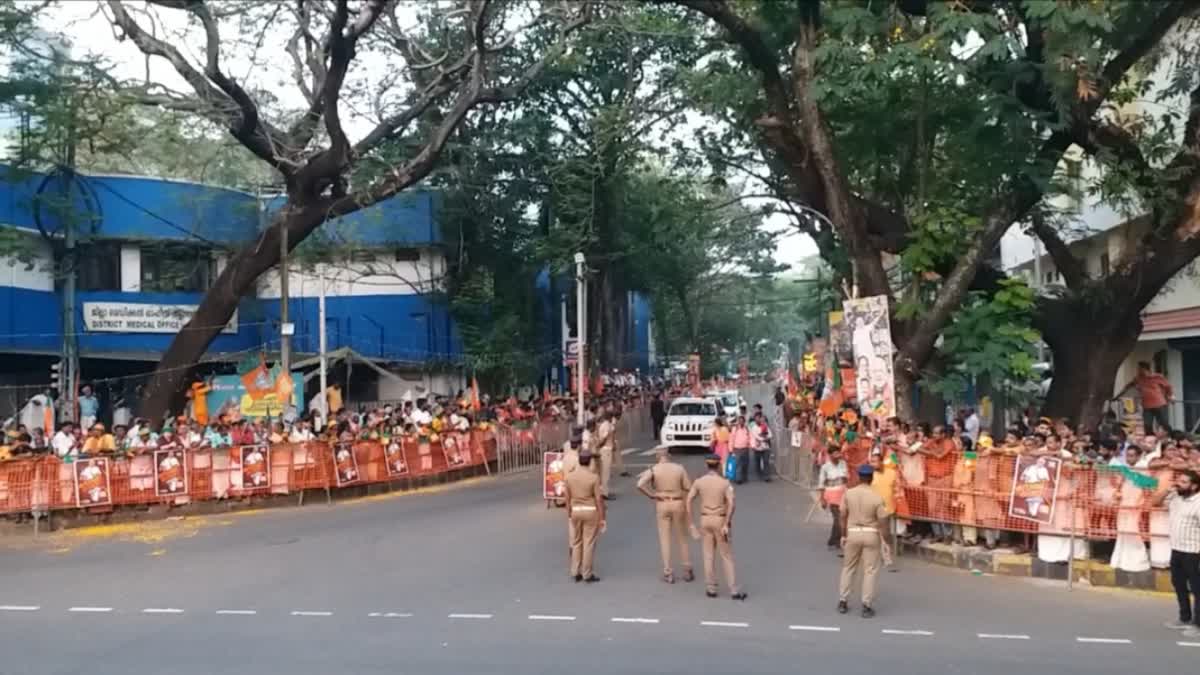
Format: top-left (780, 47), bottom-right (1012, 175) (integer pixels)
top-left (706, 590), bottom-right (718, 598)
top-left (683, 568), bottom-right (695, 583)
top-left (574, 574), bottom-right (583, 583)
top-left (763, 478), bottom-right (772, 483)
top-left (861, 605), bottom-right (875, 619)
top-left (837, 601), bottom-right (848, 614)
top-left (662, 571), bottom-right (675, 584)
top-left (584, 575), bottom-right (601, 583)
top-left (731, 592), bottom-right (747, 601)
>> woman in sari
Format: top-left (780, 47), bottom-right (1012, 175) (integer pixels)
top-left (1110, 446), bottom-right (1151, 572)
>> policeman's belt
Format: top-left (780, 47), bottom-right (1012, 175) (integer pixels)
top-left (848, 526), bottom-right (879, 533)
top-left (572, 505), bottom-right (597, 511)
top-left (656, 496), bottom-right (683, 501)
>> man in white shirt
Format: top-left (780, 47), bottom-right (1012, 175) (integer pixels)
top-left (1155, 469), bottom-right (1200, 638)
top-left (819, 447), bottom-right (850, 552)
top-left (52, 422), bottom-right (77, 459)
top-left (963, 408), bottom-right (980, 444)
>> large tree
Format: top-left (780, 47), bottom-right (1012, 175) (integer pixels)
top-left (674, 0), bottom-right (1197, 420)
top-left (69, 0), bottom-right (593, 420)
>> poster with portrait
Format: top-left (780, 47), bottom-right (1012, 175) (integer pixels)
top-left (543, 452), bottom-right (565, 500)
top-left (240, 445), bottom-right (270, 490)
top-left (74, 457), bottom-right (112, 507)
top-left (842, 295), bottom-right (896, 420)
top-left (154, 449), bottom-right (188, 497)
top-left (384, 440), bottom-right (410, 477)
top-left (828, 311), bottom-right (852, 364)
top-left (1007, 454), bottom-right (1063, 525)
top-left (332, 442), bottom-right (360, 486)
top-left (443, 433), bottom-right (469, 468)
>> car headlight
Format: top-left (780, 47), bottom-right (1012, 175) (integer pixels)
top-left (703, 433), bottom-right (712, 441)
top-left (665, 433), bottom-right (674, 441)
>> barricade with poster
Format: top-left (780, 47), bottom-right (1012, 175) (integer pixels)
top-left (0, 430), bottom-right (498, 517)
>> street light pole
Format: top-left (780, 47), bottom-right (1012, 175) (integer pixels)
top-left (575, 252), bottom-right (586, 426)
top-left (318, 272), bottom-right (328, 428)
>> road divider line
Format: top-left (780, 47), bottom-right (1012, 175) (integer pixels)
top-left (621, 447), bottom-right (643, 456)
top-left (142, 608), bottom-right (184, 614)
top-left (701, 621), bottom-right (749, 628)
top-left (1178, 641), bottom-right (1200, 647)
top-left (977, 633), bottom-right (1030, 640)
top-left (1076, 637), bottom-right (1131, 644)
top-left (612, 617), bottom-right (659, 624)
top-left (216, 610), bottom-right (257, 615)
top-left (881, 629), bottom-right (933, 636)
top-left (368, 612), bottom-right (413, 618)
top-left (789, 625), bottom-right (840, 632)
top-left (529, 614), bottom-right (576, 622)
top-left (0, 605), bottom-right (39, 612)
top-left (290, 610), bottom-right (333, 617)
top-left (68, 607), bottom-right (113, 613)
top-left (448, 613), bottom-right (493, 619)
top-left (638, 449), bottom-right (658, 457)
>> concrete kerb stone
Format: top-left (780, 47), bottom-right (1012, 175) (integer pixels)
top-left (898, 539), bottom-right (1172, 592)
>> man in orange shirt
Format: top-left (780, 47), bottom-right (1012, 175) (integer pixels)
top-left (189, 379), bottom-right (212, 426)
top-left (921, 425), bottom-right (957, 544)
top-left (1117, 361), bottom-right (1173, 433)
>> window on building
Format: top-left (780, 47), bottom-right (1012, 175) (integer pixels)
top-left (75, 242), bottom-right (121, 291)
top-left (141, 244), bottom-right (214, 292)
top-left (350, 249), bottom-right (376, 263)
top-left (1154, 349), bottom-right (1168, 376)
top-left (394, 247), bottom-right (421, 262)
top-left (1100, 252), bottom-right (1110, 276)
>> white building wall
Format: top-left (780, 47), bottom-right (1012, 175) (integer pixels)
top-left (258, 250), bottom-right (445, 299)
top-left (119, 244), bottom-right (141, 292)
top-left (0, 237), bottom-right (54, 291)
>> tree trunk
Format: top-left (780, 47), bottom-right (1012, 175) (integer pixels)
top-left (893, 368), bottom-right (915, 422)
top-left (1038, 299), bottom-right (1142, 431)
top-left (137, 203), bottom-right (327, 422)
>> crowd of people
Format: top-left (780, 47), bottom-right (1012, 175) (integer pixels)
top-left (782, 372), bottom-right (1200, 635)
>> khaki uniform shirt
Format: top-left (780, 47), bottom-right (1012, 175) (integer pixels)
top-left (597, 421), bottom-right (615, 451)
top-left (690, 473), bottom-right (733, 516)
top-left (565, 468), bottom-right (602, 509)
top-left (637, 462), bottom-right (691, 498)
top-left (561, 442), bottom-right (581, 475)
top-left (843, 484), bottom-right (888, 529)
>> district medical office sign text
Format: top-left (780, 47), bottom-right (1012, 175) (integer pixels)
top-left (82, 302), bottom-right (238, 334)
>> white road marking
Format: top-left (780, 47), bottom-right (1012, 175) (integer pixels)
top-left (368, 612), bottom-right (413, 618)
top-left (528, 614), bottom-right (576, 622)
top-left (68, 607), bottom-right (113, 613)
top-left (621, 447), bottom-right (642, 456)
top-left (448, 613), bottom-right (493, 619)
top-left (1178, 641), bottom-right (1200, 647)
top-left (789, 625), bottom-right (840, 632)
top-left (977, 633), bottom-right (1030, 640)
top-left (881, 629), bottom-right (934, 636)
top-left (638, 448), bottom-right (658, 457)
top-left (1076, 637), bottom-right (1131, 644)
top-left (290, 611), bottom-right (333, 617)
top-left (611, 617), bottom-right (660, 624)
top-left (701, 621), bottom-right (749, 628)
top-left (142, 608), bottom-right (184, 614)
top-left (0, 605), bottom-right (39, 612)
top-left (216, 609), bottom-right (257, 615)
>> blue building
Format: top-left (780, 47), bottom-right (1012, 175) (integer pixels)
top-left (0, 165), bottom-right (464, 411)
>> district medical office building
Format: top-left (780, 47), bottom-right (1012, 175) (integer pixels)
top-left (0, 165), bottom-right (463, 415)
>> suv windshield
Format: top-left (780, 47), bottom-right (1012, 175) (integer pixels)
top-left (669, 402), bottom-right (717, 417)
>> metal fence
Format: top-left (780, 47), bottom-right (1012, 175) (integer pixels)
top-left (738, 381), bottom-right (815, 486)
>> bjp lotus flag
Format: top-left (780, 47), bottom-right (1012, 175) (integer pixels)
top-left (241, 363), bottom-right (273, 399)
top-left (470, 376), bottom-right (481, 411)
top-left (275, 371), bottom-right (294, 403)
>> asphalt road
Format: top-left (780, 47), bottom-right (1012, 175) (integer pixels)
top-left (1, 405), bottom-right (1195, 673)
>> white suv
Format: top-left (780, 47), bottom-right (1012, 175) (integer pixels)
top-left (662, 397), bottom-right (722, 451)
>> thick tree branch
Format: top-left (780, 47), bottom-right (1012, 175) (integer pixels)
top-left (1029, 212), bottom-right (1088, 289)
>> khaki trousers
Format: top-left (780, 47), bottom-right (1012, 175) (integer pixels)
top-left (700, 514), bottom-right (738, 594)
top-left (569, 509), bottom-right (600, 577)
top-left (655, 499), bottom-right (692, 574)
top-left (839, 529), bottom-right (881, 605)
top-left (598, 447), bottom-right (613, 496)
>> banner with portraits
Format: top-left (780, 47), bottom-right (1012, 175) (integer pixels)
top-left (543, 452), bottom-right (565, 500)
top-left (1007, 454), bottom-right (1063, 525)
top-left (842, 294), bottom-right (896, 420)
top-left (332, 442), bottom-right (360, 487)
top-left (443, 433), bottom-right (469, 469)
top-left (74, 457), bottom-right (112, 507)
top-left (384, 440), bottom-right (410, 477)
top-left (240, 445), bottom-right (270, 491)
top-left (154, 449), bottom-right (188, 497)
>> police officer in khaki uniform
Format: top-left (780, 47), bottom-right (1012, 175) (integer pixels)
top-left (595, 411), bottom-right (616, 498)
top-left (564, 450), bottom-right (606, 583)
top-left (837, 463), bottom-right (889, 618)
top-left (686, 454), bottom-right (746, 600)
top-left (636, 446), bottom-right (694, 583)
